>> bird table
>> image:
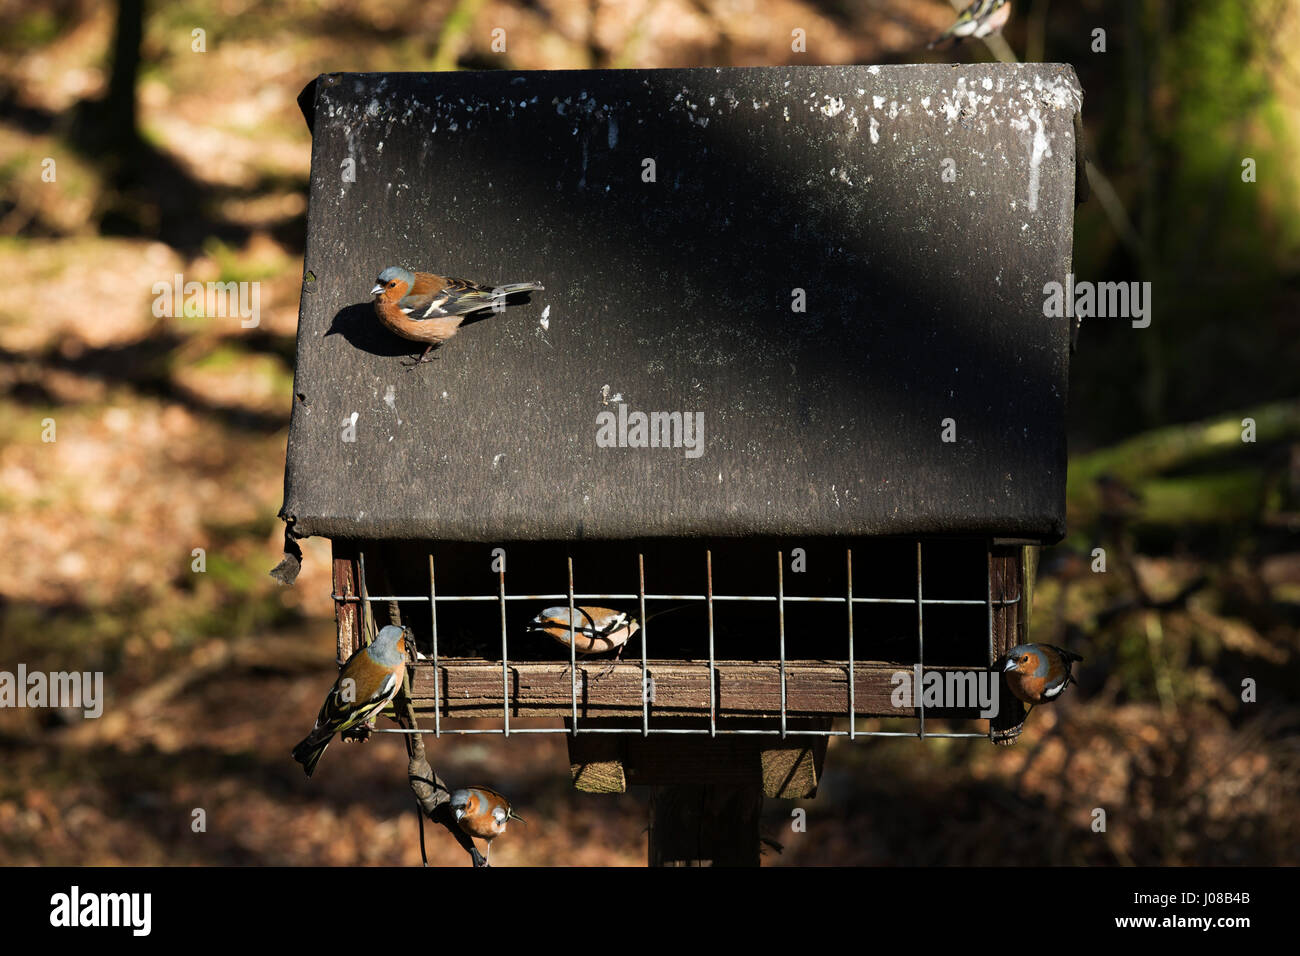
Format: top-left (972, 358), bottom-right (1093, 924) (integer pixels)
top-left (280, 64), bottom-right (1083, 865)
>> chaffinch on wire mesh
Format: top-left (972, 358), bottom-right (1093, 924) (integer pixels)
top-left (449, 787), bottom-right (525, 865)
top-left (291, 624), bottom-right (410, 777)
top-left (1001, 642), bottom-right (1082, 714)
top-left (370, 266), bottom-right (543, 368)
top-left (928, 0), bottom-right (1011, 48)
top-left (527, 606), bottom-right (640, 657)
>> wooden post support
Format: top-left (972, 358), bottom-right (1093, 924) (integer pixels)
top-left (567, 719), bottom-right (829, 796)
top-left (648, 785), bottom-right (764, 867)
top-left (569, 733), bottom-right (626, 794)
top-left (331, 538), bottom-right (360, 664)
top-left (990, 544), bottom-right (1030, 744)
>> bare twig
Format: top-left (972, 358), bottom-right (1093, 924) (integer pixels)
top-left (370, 553), bottom-right (486, 867)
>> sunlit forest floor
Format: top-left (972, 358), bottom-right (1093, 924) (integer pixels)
top-left (1, 0), bottom-right (1298, 865)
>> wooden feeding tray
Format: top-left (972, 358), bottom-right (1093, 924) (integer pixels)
top-left (329, 537), bottom-right (1035, 795)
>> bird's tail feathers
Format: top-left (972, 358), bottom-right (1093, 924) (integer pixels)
top-left (291, 732), bottom-right (332, 777)
top-left (644, 603), bottom-right (699, 624)
top-left (493, 282), bottom-right (544, 296)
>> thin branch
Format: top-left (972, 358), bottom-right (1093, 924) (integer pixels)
top-left (1085, 158), bottom-right (1148, 259)
top-left (370, 553), bottom-right (486, 867)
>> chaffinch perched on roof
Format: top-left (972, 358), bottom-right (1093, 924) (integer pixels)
top-left (291, 624), bottom-right (409, 777)
top-left (928, 0), bottom-right (1011, 48)
top-left (1001, 642), bottom-right (1083, 719)
top-left (370, 266), bottom-right (543, 368)
top-left (449, 787), bottom-right (525, 866)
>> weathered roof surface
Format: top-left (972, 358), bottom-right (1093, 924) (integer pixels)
top-left (281, 65), bottom-right (1081, 542)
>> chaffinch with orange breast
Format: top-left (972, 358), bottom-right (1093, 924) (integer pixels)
top-left (449, 787), bottom-right (525, 865)
top-left (528, 605), bottom-right (641, 678)
top-left (370, 266), bottom-right (543, 368)
top-left (291, 624), bottom-right (410, 777)
top-left (1001, 642), bottom-right (1082, 720)
top-left (528, 606), bottom-right (640, 657)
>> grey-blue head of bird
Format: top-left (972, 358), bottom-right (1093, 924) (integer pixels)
top-left (371, 266), bottom-right (416, 297)
top-left (367, 624), bottom-right (410, 666)
top-left (1002, 643), bottom-right (1045, 676)
top-left (449, 788), bottom-right (470, 820)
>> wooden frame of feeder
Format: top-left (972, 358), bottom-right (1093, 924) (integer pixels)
top-left (330, 538), bottom-right (1035, 804)
top-left (282, 63), bottom-right (1083, 864)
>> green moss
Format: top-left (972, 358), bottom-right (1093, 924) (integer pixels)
top-left (187, 343), bottom-right (294, 394)
top-left (1136, 472), bottom-right (1265, 525)
top-left (202, 236), bottom-right (288, 283)
top-left (1, 10), bottom-right (63, 50)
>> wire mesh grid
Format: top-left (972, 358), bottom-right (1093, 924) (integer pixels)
top-left (336, 541), bottom-right (1021, 742)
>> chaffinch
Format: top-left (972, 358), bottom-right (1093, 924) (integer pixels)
top-left (292, 624), bottom-right (410, 777)
top-left (449, 787), bottom-right (525, 865)
top-left (527, 606), bottom-right (640, 657)
top-left (528, 605), bottom-right (644, 680)
top-left (370, 266), bottom-right (543, 368)
top-left (527, 604), bottom-right (699, 677)
top-left (1001, 642), bottom-right (1083, 719)
top-left (928, 0), bottom-right (1011, 48)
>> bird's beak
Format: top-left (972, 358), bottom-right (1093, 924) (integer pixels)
top-left (370, 283), bottom-right (384, 296)
top-left (1001, 658), bottom-right (1017, 673)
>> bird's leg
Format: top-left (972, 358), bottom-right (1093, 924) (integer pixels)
top-left (595, 645), bottom-right (625, 681)
top-left (402, 344), bottom-right (439, 370)
top-left (482, 841), bottom-right (492, 867)
top-left (559, 655), bottom-right (583, 680)
top-left (341, 722), bottom-right (373, 743)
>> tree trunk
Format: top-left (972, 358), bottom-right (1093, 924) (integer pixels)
top-left (103, 0), bottom-right (144, 156)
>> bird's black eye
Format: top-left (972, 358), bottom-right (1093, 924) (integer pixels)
top-left (387, 281), bottom-right (396, 287)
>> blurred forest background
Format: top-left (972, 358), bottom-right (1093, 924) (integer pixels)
top-left (0, 0), bottom-right (1297, 865)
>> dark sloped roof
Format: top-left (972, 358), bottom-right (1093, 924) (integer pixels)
top-left (281, 65), bottom-right (1081, 542)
